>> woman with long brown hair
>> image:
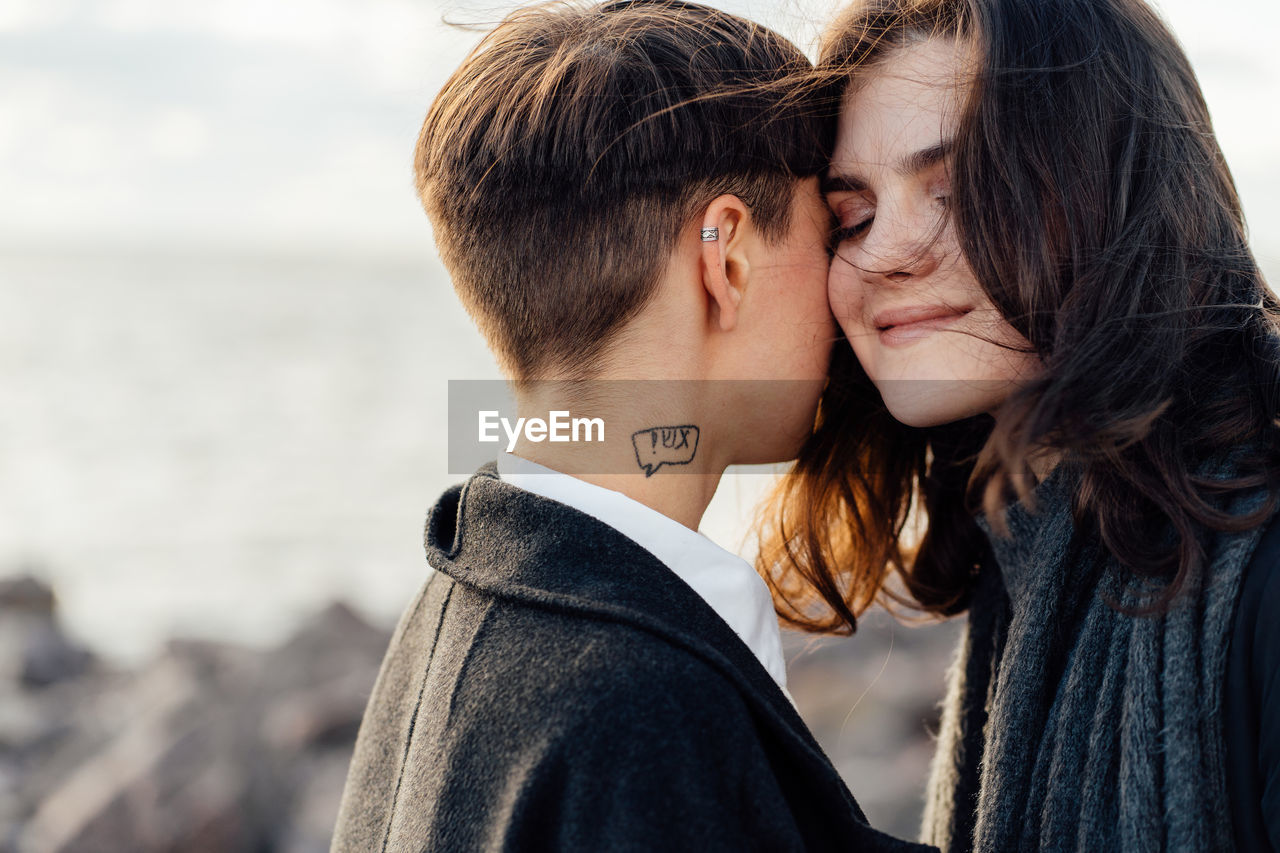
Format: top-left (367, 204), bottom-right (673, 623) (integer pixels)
top-left (760, 0), bottom-right (1280, 849)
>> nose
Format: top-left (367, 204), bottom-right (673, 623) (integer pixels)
top-left (855, 201), bottom-right (941, 284)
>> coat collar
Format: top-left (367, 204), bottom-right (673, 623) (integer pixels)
top-left (494, 451), bottom-right (790, 691)
top-left (426, 462), bottom-right (802, 733)
top-left (423, 463), bottom-right (937, 852)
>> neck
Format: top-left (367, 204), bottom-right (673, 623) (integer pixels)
top-left (508, 383), bottom-right (730, 530)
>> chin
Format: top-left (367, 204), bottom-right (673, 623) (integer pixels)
top-left (876, 378), bottom-right (1008, 428)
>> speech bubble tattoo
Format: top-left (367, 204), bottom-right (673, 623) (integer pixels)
top-left (631, 425), bottom-right (699, 477)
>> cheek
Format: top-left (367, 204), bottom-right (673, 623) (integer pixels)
top-left (783, 242), bottom-right (837, 323)
top-left (826, 260), bottom-right (866, 330)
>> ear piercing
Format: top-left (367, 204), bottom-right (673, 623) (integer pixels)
top-left (700, 227), bottom-right (719, 242)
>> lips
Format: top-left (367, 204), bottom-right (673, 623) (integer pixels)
top-left (873, 304), bottom-right (970, 347)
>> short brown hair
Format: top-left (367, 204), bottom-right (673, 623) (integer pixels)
top-left (416, 0), bottom-right (834, 378)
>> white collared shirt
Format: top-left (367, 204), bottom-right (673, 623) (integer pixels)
top-left (494, 452), bottom-right (790, 693)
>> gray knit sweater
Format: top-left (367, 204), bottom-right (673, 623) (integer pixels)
top-left (921, 465), bottom-right (1272, 852)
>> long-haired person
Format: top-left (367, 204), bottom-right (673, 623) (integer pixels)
top-left (759, 0), bottom-right (1280, 849)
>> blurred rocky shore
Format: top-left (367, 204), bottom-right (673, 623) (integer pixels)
top-left (0, 575), bottom-right (959, 851)
top-left (0, 575), bottom-right (392, 853)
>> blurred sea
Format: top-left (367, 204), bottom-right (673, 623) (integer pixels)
top-left (0, 245), bottom-right (848, 663)
top-left (0, 246), bottom-right (501, 663)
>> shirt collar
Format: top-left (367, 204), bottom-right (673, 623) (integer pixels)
top-left (496, 452), bottom-right (789, 691)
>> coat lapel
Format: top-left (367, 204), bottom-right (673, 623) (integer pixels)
top-left (426, 464), bottom-right (843, 802)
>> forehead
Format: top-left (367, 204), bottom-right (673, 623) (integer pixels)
top-left (832, 39), bottom-right (971, 170)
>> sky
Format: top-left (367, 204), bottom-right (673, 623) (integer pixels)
top-left (1, 0), bottom-right (1277, 265)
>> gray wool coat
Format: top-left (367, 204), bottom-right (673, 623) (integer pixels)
top-left (330, 463), bottom-right (934, 853)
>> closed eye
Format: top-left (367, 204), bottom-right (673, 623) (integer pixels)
top-left (833, 219), bottom-right (872, 244)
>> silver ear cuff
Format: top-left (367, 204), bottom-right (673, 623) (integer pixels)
top-left (700, 227), bottom-right (719, 242)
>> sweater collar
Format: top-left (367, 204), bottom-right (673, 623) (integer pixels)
top-left (975, 465), bottom-right (1078, 602)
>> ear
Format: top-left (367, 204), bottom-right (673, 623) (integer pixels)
top-left (699, 195), bottom-right (751, 333)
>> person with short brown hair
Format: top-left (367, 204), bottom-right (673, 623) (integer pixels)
top-left (330, 1), bottom-right (933, 850)
top-left (415, 0), bottom-right (830, 381)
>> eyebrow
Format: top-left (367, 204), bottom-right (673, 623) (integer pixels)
top-left (822, 139), bottom-right (954, 194)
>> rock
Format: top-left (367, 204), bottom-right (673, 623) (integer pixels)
top-left (19, 718), bottom-right (260, 853)
top-left (6, 572), bottom-right (963, 850)
top-left (7, 592), bottom-right (391, 853)
top-left (274, 751), bottom-right (359, 853)
top-left (0, 577), bottom-right (54, 616)
top-left (0, 575), bottom-right (93, 687)
top-left (18, 622), bottom-right (93, 689)
top-left (783, 611), bottom-right (962, 841)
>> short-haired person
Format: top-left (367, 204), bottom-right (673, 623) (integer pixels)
top-left (331, 1), bottom-right (933, 850)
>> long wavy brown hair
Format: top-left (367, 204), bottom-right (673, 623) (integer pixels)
top-left (757, 0), bottom-right (1280, 634)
